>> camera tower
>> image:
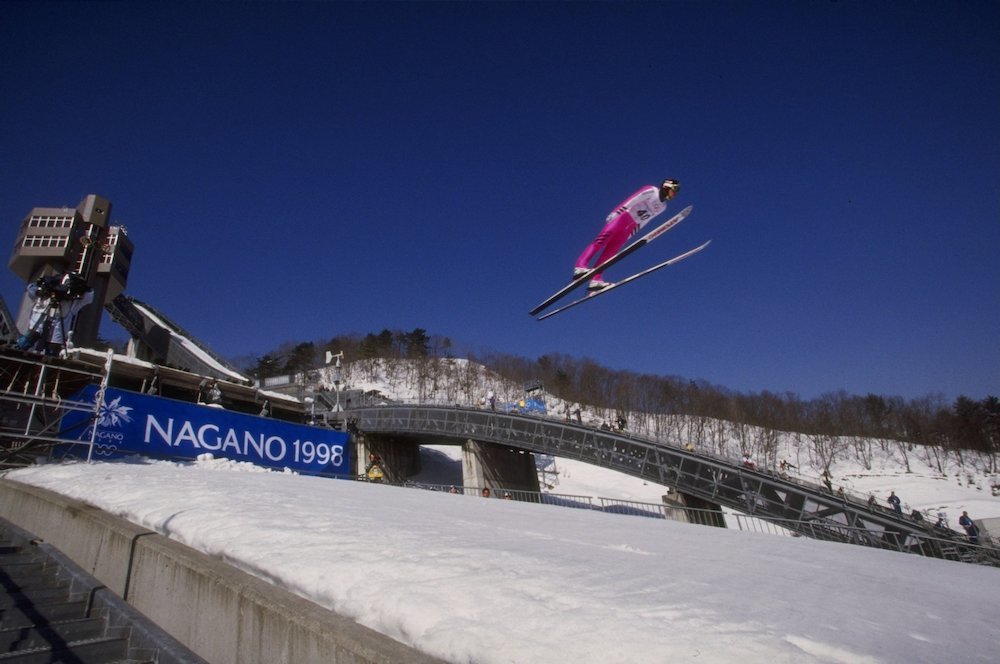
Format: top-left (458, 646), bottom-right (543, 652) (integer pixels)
top-left (8, 194), bottom-right (134, 349)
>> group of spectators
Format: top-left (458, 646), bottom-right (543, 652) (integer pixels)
top-left (882, 490), bottom-right (984, 545)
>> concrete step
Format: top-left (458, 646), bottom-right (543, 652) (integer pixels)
top-left (0, 616), bottom-right (106, 651)
top-left (0, 599), bottom-right (89, 629)
top-left (0, 633), bottom-right (129, 662)
top-left (0, 519), bottom-right (205, 664)
top-left (0, 582), bottom-right (75, 606)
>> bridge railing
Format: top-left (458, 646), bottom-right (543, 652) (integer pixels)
top-left (347, 403), bottom-right (962, 532)
top-left (395, 479), bottom-right (1000, 566)
top-left (351, 404), bottom-right (1000, 566)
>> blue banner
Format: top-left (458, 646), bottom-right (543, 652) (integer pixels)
top-left (59, 385), bottom-right (352, 476)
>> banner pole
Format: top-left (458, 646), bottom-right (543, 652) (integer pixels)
top-left (87, 349), bottom-right (114, 463)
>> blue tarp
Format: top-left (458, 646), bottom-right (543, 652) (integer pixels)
top-left (499, 396), bottom-right (546, 414)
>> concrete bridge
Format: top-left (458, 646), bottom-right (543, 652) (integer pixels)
top-left (347, 403), bottom-right (998, 566)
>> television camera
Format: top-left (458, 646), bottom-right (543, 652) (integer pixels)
top-left (34, 272), bottom-right (90, 302)
top-left (13, 272), bottom-right (94, 354)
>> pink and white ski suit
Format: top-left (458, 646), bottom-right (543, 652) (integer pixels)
top-left (575, 185), bottom-right (670, 281)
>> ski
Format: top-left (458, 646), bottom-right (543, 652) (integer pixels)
top-left (529, 205), bottom-right (693, 316)
top-left (536, 240), bottom-right (711, 321)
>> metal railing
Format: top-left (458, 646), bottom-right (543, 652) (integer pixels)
top-left (398, 480), bottom-right (999, 566)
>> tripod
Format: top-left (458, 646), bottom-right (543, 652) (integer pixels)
top-left (16, 296), bottom-right (77, 357)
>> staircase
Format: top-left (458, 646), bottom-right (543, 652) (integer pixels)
top-left (0, 519), bottom-right (205, 664)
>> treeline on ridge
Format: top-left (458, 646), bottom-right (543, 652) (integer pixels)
top-left (239, 328), bottom-right (999, 459)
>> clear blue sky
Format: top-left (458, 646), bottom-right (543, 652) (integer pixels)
top-left (1, 1), bottom-right (997, 402)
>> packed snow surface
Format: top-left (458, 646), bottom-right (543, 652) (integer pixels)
top-left (6, 453), bottom-right (998, 664)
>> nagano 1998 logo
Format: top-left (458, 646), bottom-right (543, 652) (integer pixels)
top-left (94, 393), bottom-right (132, 456)
top-left (65, 385), bottom-right (351, 476)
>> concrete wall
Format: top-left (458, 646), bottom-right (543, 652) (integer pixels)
top-left (661, 489), bottom-right (726, 528)
top-left (0, 479), bottom-right (443, 664)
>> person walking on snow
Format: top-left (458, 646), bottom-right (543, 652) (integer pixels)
top-left (574, 178), bottom-right (681, 292)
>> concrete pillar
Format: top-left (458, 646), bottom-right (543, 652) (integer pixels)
top-left (462, 439), bottom-right (539, 495)
top-left (353, 435), bottom-right (422, 484)
top-left (661, 490), bottom-right (726, 528)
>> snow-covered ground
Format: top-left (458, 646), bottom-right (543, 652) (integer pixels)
top-left (3, 357), bottom-right (999, 662)
top-left (4, 450), bottom-right (998, 664)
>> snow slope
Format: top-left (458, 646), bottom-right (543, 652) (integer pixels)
top-left (5, 457), bottom-right (998, 664)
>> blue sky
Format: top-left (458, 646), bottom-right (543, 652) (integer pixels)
top-left (1, 1), bottom-right (997, 401)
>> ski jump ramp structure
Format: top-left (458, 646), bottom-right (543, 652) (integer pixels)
top-left (104, 294), bottom-right (249, 383)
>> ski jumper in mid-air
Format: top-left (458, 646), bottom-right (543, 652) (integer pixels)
top-left (574, 178), bottom-right (680, 291)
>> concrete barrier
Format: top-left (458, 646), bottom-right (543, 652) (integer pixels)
top-left (0, 478), bottom-right (444, 664)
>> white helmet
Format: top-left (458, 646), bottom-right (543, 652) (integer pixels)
top-left (660, 178), bottom-right (681, 200)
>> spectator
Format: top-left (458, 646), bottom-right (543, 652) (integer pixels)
top-left (887, 491), bottom-right (902, 514)
top-left (867, 495), bottom-right (878, 510)
top-left (481, 487), bottom-right (491, 498)
top-left (207, 381), bottom-right (223, 405)
top-left (365, 453), bottom-right (384, 483)
top-left (16, 272), bottom-right (95, 356)
top-left (910, 509), bottom-right (924, 523)
top-left (958, 511), bottom-right (980, 544)
top-left (821, 469), bottom-right (833, 492)
top-left (742, 455), bottom-right (756, 470)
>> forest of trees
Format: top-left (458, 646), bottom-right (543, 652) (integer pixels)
top-left (238, 328), bottom-right (999, 461)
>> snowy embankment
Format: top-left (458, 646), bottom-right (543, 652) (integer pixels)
top-left (5, 457), bottom-right (999, 664)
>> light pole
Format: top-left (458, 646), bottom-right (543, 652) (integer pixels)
top-left (325, 350), bottom-right (344, 412)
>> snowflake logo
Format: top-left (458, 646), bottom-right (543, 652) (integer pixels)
top-left (96, 395), bottom-right (133, 428)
